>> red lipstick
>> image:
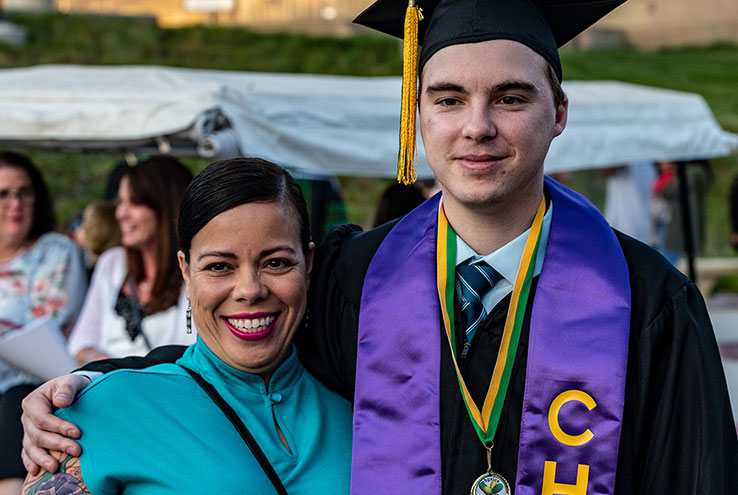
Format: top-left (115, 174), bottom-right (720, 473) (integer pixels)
top-left (221, 314), bottom-right (279, 341)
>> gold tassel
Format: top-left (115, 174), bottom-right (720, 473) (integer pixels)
top-left (398, 0), bottom-right (423, 185)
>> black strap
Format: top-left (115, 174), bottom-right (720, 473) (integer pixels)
top-left (181, 366), bottom-right (288, 495)
top-left (125, 275), bottom-right (152, 350)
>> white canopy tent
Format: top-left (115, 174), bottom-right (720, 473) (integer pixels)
top-left (0, 64), bottom-right (735, 177)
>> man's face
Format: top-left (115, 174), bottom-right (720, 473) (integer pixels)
top-left (419, 39), bottom-right (568, 216)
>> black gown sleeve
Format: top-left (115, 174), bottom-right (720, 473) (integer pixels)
top-left (78, 345), bottom-right (187, 373)
top-left (295, 221), bottom-right (395, 400)
top-left (615, 233), bottom-right (738, 494)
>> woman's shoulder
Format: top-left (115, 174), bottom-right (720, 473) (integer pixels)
top-left (57, 364), bottom-right (191, 419)
top-left (95, 246), bottom-right (127, 266)
top-left (89, 362), bottom-right (188, 390)
top-left (21, 233), bottom-right (81, 269)
top-left (84, 247), bottom-right (127, 292)
top-left (30, 232), bottom-right (77, 256)
top-left (89, 247), bottom-right (127, 278)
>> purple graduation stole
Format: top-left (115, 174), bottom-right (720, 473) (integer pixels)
top-left (351, 178), bottom-right (631, 494)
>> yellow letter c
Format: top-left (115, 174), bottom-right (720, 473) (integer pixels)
top-left (548, 390), bottom-right (596, 446)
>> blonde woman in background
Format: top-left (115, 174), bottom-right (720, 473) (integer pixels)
top-left (66, 157), bottom-right (195, 366)
top-left (76, 200), bottom-right (121, 272)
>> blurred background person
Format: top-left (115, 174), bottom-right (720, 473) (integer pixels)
top-left (603, 161), bottom-right (656, 244)
top-left (101, 156), bottom-right (137, 202)
top-left (652, 159), bottom-right (713, 264)
top-left (730, 171), bottom-right (738, 251)
top-left (76, 200), bottom-right (122, 276)
top-left (289, 170), bottom-right (349, 244)
top-left (0, 151), bottom-right (87, 495)
top-left (372, 182), bottom-right (426, 227)
top-left (415, 178), bottom-right (440, 200)
top-left (67, 156), bottom-right (195, 366)
top-left (651, 160), bottom-right (677, 260)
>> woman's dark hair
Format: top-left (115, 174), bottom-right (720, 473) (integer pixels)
top-left (178, 158), bottom-right (311, 263)
top-left (121, 156), bottom-right (193, 314)
top-left (0, 151), bottom-right (55, 240)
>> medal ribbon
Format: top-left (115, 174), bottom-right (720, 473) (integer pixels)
top-left (436, 198), bottom-right (545, 446)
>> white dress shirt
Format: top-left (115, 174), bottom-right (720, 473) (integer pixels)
top-left (455, 202), bottom-right (553, 314)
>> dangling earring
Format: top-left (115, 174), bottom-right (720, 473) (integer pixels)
top-left (186, 301), bottom-right (192, 334)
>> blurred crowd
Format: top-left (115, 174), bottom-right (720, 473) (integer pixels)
top-left (600, 160), bottom-right (714, 265)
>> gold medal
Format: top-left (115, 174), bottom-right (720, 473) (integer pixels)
top-left (471, 472), bottom-right (511, 495)
top-left (470, 444), bottom-right (512, 495)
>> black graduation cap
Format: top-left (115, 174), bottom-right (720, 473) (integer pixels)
top-left (354, 0), bottom-right (625, 185)
top-left (355, 0), bottom-right (626, 81)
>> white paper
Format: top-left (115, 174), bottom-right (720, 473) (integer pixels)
top-left (0, 317), bottom-right (78, 381)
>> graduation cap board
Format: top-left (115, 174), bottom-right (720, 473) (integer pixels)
top-left (354, 0), bottom-right (627, 183)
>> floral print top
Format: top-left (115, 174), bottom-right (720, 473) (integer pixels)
top-left (0, 232), bottom-right (88, 392)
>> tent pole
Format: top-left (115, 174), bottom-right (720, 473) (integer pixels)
top-left (677, 161), bottom-right (697, 282)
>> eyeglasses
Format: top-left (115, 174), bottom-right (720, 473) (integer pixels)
top-left (0, 187), bottom-right (35, 206)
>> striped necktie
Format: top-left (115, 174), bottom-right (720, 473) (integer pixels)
top-left (456, 261), bottom-right (501, 342)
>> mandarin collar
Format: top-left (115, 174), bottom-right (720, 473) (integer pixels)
top-left (177, 337), bottom-right (303, 395)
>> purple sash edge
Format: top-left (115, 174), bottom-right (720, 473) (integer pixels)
top-left (351, 193), bottom-right (443, 494)
top-left (516, 177), bottom-right (630, 495)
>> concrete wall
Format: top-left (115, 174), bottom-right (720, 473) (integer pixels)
top-left (592, 0), bottom-right (738, 48)
top-left (4, 0), bottom-right (54, 10)
top-left (225, 0), bottom-right (370, 35)
top-left (13, 0), bottom-right (737, 47)
top-left (52, 0), bottom-right (370, 31)
top-left (54, 0), bottom-right (208, 26)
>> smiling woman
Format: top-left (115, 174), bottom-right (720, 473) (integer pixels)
top-left (182, 201), bottom-right (312, 380)
top-left (22, 158), bottom-right (352, 495)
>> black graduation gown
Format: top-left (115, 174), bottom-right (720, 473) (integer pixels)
top-left (85, 222), bottom-right (738, 494)
top-left (297, 221), bottom-right (738, 494)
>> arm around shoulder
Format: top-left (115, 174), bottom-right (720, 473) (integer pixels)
top-left (297, 223), bottom-right (380, 399)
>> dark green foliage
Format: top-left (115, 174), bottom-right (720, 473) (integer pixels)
top-left (561, 46), bottom-right (738, 132)
top-left (0, 12), bottom-right (402, 75)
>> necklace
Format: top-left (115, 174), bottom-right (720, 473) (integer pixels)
top-left (0, 248), bottom-right (20, 265)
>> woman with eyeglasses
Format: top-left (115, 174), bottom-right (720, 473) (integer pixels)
top-left (0, 151), bottom-right (88, 495)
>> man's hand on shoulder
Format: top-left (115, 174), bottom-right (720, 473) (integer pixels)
top-left (21, 374), bottom-right (90, 475)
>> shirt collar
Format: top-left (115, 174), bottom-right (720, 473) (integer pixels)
top-left (455, 200), bottom-right (553, 286)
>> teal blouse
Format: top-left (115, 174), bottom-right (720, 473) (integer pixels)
top-left (57, 338), bottom-right (352, 494)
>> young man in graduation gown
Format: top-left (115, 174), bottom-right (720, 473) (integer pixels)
top-left (21, 0), bottom-right (738, 493)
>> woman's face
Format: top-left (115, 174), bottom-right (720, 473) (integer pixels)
top-left (179, 200), bottom-right (314, 378)
top-left (0, 166), bottom-right (34, 247)
top-left (115, 176), bottom-right (158, 251)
